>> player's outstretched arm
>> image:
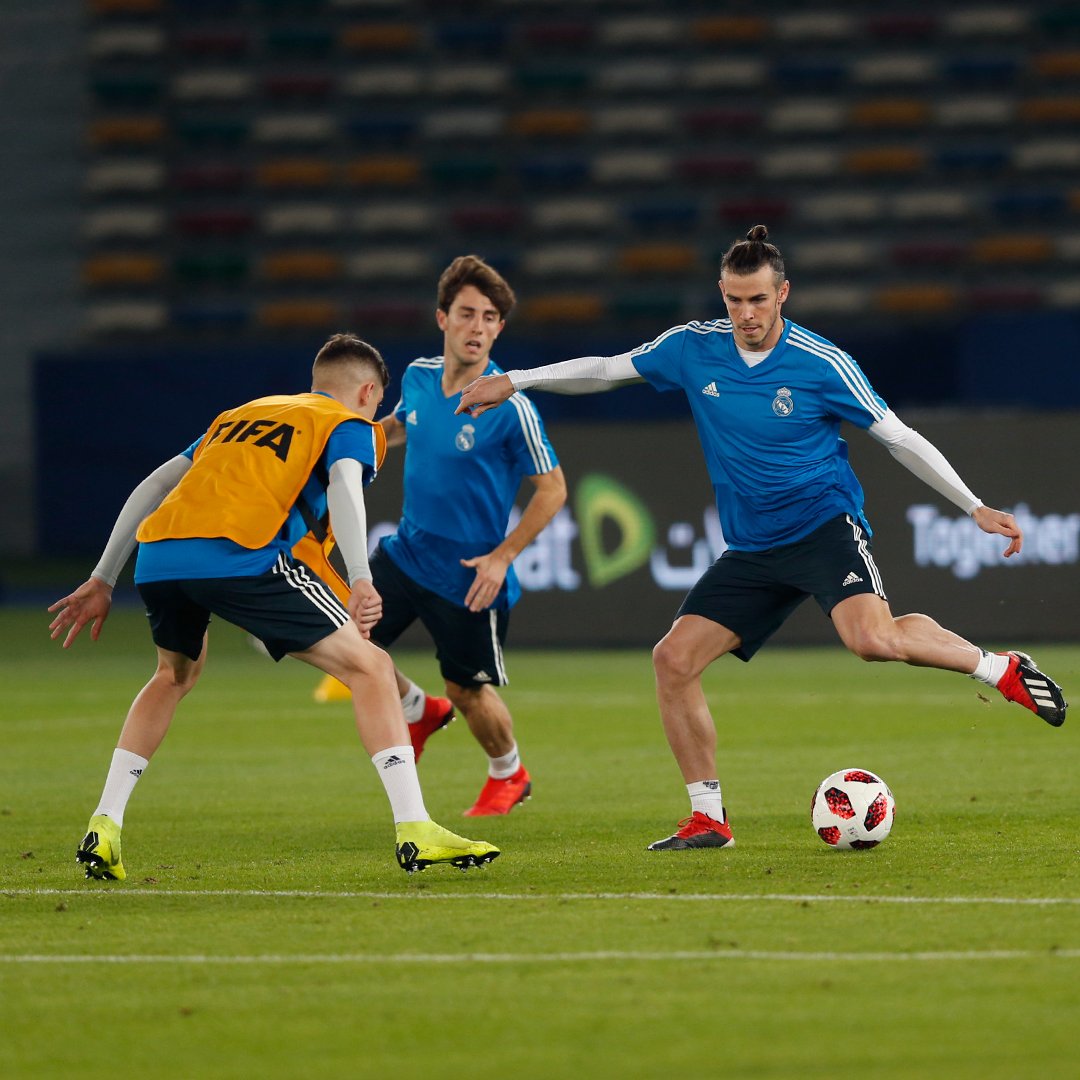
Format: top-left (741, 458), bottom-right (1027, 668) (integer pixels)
top-left (48, 576), bottom-right (113, 649)
top-left (971, 505), bottom-right (1023, 557)
top-left (456, 372), bottom-right (514, 417)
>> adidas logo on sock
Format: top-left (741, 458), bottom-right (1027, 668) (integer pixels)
top-left (701, 381), bottom-right (720, 397)
top-left (380, 755), bottom-right (405, 769)
top-left (842, 571), bottom-right (863, 587)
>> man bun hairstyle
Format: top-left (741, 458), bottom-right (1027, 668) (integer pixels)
top-left (437, 254), bottom-right (517, 320)
top-left (720, 224), bottom-right (786, 284)
top-left (313, 333), bottom-right (390, 388)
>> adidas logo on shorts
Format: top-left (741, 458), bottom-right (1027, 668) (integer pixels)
top-left (842, 571), bottom-right (863, 587)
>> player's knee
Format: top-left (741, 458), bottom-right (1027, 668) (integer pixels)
top-left (445, 681), bottom-right (484, 714)
top-left (652, 636), bottom-right (697, 684)
top-left (846, 628), bottom-right (902, 663)
top-left (154, 662), bottom-right (201, 696)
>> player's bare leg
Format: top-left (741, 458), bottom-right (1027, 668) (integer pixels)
top-left (649, 615), bottom-right (740, 850)
top-left (448, 682), bottom-right (532, 816)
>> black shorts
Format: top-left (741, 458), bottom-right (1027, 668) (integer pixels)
top-left (677, 513), bottom-right (887, 662)
top-left (138, 553), bottom-right (350, 662)
top-left (369, 545), bottom-right (510, 689)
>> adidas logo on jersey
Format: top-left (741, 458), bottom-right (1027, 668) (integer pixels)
top-left (842, 571), bottom-right (864, 587)
top-left (406, 410), bottom-right (418, 425)
top-left (701, 382), bottom-right (720, 398)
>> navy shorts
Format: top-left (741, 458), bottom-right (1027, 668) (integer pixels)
top-left (678, 513), bottom-right (887, 662)
top-left (138, 553), bottom-right (350, 662)
top-left (369, 545), bottom-right (510, 688)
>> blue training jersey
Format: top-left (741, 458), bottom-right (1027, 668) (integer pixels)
top-left (134, 401), bottom-right (381, 583)
top-left (381, 357), bottom-right (559, 609)
top-left (630, 318), bottom-right (888, 551)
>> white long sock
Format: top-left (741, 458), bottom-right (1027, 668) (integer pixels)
top-left (93, 748), bottom-right (149, 828)
top-left (488, 742), bottom-right (520, 779)
top-left (400, 680), bottom-right (426, 723)
top-left (970, 649), bottom-right (1009, 687)
top-left (371, 746), bottom-right (428, 823)
top-left (688, 780), bottom-right (725, 822)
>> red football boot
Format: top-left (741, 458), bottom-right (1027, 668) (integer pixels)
top-left (408, 696), bottom-right (455, 761)
top-left (996, 651), bottom-right (1067, 727)
top-left (463, 766), bottom-right (532, 817)
top-left (648, 811), bottom-right (735, 850)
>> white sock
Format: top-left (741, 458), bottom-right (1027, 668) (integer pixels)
top-left (688, 780), bottom-right (725, 822)
top-left (488, 742), bottom-right (520, 780)
top-left (400, 680), bottom-right (426, 723)
top-left (371, 746), bottom-right (428, 824)
top-left (970, 649), bottom-right (1010, 687)
top-left (93, 748), bottom-right (149, 828)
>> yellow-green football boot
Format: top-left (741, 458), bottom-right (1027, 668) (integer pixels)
top-left (76, 814), bottom-right (126, 881)
top-left (395, 820), bottom-right (500, 873)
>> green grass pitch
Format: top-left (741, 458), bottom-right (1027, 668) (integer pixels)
top-left (2, 606), bottom-right (1077, 1079)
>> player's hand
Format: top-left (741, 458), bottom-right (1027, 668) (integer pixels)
top-left (972, 504), bottom-right (1023, 558)
top-left (48, 577), bottom-right (113, 649)
top-left (461, 551), bottom-right (510, 612)
top-left (348, 579), bottom-right (383, 639)
top-left (456, 373), bottom-right (514, 417)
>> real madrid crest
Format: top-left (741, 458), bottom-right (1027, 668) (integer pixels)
top-left (772, 387), bottom-right (794, 417)
top-left (455, 423), bottom-right (476, 451)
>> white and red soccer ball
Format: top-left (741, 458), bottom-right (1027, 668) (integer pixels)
top-left (811, 768), bottom-right (895, 849)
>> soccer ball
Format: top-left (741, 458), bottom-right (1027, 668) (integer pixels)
top-left (811, 768), bottom-right (895, 850)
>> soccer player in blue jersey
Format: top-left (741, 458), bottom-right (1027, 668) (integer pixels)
top-left (49, 335), bottom-right (499, 877)
top-left (458, 225), bottom-right (1067, 850)
top-left (368, 255), bottom-right (566, 816)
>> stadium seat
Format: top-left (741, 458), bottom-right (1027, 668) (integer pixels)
top-left (345, 115), bottom-right (416, 142)
top-left (510, 109), bottom-right (589, 138)
top-left (866, 14), bottom-right (937, 39)
top-left (350, 301), bottom-right (428, 330)
top-left (263, 74), bottom-right (335, 100)
top-left (946, 56), bottom-right (1020, 83)
top-left (351, 201), bottom-right (433, 234)
top-left (85, 160), bottom-right (165, 194)
top-left (518, 155), bottom-right (589, 188)
top-left (171, 71), bottom-right (253, 101)
top-left (595, 107), bottom-right (673, 138)
top-left (265, 27), bottom-right (334, 56)
top-left (346, 248), bottom-right (433, 280)
top-left (773, 58), bottom-right (848, 90)
top-left (83, 208), bottom-right (164, 240)
top-left (851, 99), bottom-right (930, 128)
top-left (340, 67), bottom-right (423, 97)
top-left (428, 157), bottom-right (501, 186)
top-left (522, 244), bottom-right (609, 278)
top-left (255, 115), bottom-right (336, 143)
top-left (340, 23), bottom-right (420, 53)
top-left (262, 204), bottom-right (342, 235)
top-left (801, 192), bottom-right (883, 224)
top-left (521, 21), bottom-right (594, 51)
top-left (171, 303), bottom-right (251, 333)
top-left (435, 21), bottom-right (505, 53)
top-left (617, 243), bottom-right (698, 275)
top-left (787, 285), bottom-right (870, 316)
top-left (1033, 50), bottom-right (1080, 78)
top-left (175, 209), bottom-right (256, 237)
top-left (759, 148), bottom-right (840, 179)
top-left (890, 190), bottom-right (973, 220)
top-left (90, 0), bottom-right (163, 13)
top-left (173, 164), bottom-right (249, 192)
top-left (520, 293), bottom-right (604, 324)
top-left (257, 300), bottom-right (342, 330)
top-left (261, 252), bottom-right (344, 282)
top-left (1021, 98), bottom-right (1080, 124)
top-left (593, 151), bottom-right (673, 184)
top-left (530, 197), bottom-right (615, 231)
top-left (890, 241), bottom-right (966, 267)
top-left (877, 285), bottom-right (960, 313)
top-left (851, 54), bottom-right (937, 85)
top-left (429, 64), bottom-right (508, 97)
top-left (970, 235), bottom-right (1053, 263)
top-left (775, 12), bottom-right (855, 41)
top-left (684, 58), bottom-right (766, 89)
top-left (935, 145), bottom-right (1010, 172)
top-left (173, 254), bottom-right (249, 284)
top-left (82, 254), bottom-right (164, 286)
top-left (718, 197), bottom-right (790, 224)
top-left (692, 16), bottom-right (767, 44)
top-left (992, 191), bottom-right (1067, 219)
top-left (257, 159), bottom-right (337, 188)
top-left (967, 285), bottom-right (1041, 310)
top-left (597, 61), bottom-right (678, 94)
top-left (683, 107), bottom-right (760, 136)
top-left (346, 156), bottom-right (421, 186)
top-left (1014, 139), bottom-right (1080, 171)
top-left (516, 63), bottom-right (590, 95)
top-left (767, 99), bottom-right (845, 133)
top-left (422, 109), bottom-right (504, 140)
top-left (174, 117), bottom-right (249, 145)
top-left (846, 147), bottom-right (927, 174)
top-left (89, 117), bottom-right (165, 147)
top-left (451, 205), bottom-right (521, 233)
top-left (935, 96), bottom-right (1014, 128)
top-left (794, 239), bottom-right (875, 270)
top-left (609, 292), bottom-right (685, 324)
top-left (85, 301), bottom-right (168, 334)
top-left (599, 17), bottom-right (680, 49)
top-left (943, 8), bottom-right (1028, 37)
top-left (626, 199), bottom-right (700, 232)
top-left (677, 154), bottom-right (754, 182)
top-left (1039, 8), bottom-right (1080, 36)
top-left (176, 30), bottom-right (250, 57)
top-left (1049, 279), bottom-right (1080, 308)
top-left (88, 28), bottom-right (164, 58)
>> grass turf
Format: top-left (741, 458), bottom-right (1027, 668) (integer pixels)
top-left (2, 606), bottom-right (1078, 1079)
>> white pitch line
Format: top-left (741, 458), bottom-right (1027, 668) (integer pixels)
top-left (4, 888), bottom-right (1080, 906)
top-left (2, 949), bottom-right (1079, 966)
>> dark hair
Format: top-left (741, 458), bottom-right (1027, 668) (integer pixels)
top-left (312, 333), bottom-right (389, 388)
top-left (720, 225), bottom-right (786, 284)
top-left (437, 254), bottom-right (516, 319)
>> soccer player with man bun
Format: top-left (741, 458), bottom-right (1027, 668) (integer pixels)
top-left (458, 225), bottom-right (1067, 851)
